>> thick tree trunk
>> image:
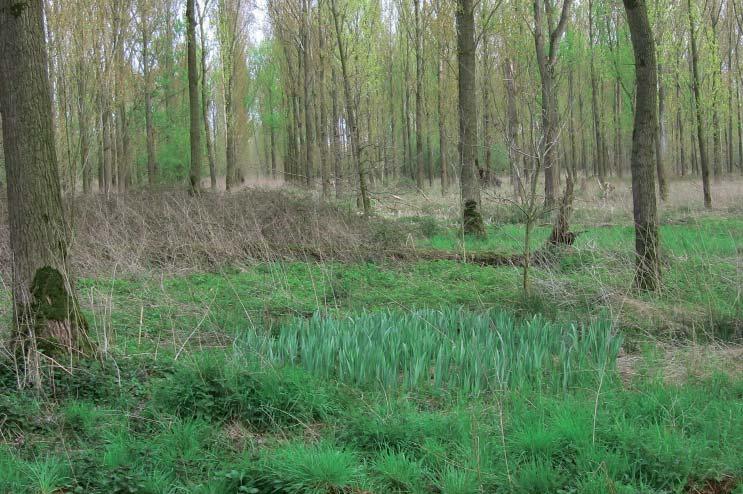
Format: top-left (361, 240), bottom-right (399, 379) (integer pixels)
top-left (187, 0), bottom-right (201, 194)
top-left (624, 0), bottom-right (661, 291)
top-left (687, 0), bottom-right (712, 207)
top-left (456, 0), bottom-right (485, 236)
top-left (0, 0), bottom-right (91, 381)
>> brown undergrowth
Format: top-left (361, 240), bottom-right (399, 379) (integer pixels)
top-left (0, 188), bottom-right (409, 278)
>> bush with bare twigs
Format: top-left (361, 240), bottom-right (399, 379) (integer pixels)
top-left (0, 189), bottom-right (408, 278)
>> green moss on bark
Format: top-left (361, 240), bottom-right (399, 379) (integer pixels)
top-left (463, 199), bottom-right (486, 238)
top-left (16, 266), bottom-right (91, 357)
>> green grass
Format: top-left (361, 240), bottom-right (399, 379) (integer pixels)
top-left (69, 217), bottom-right (740, 352)
top-left (0, 309), bottom-right (740, 493)
top-left (0, 213), bottom-right (740, 493)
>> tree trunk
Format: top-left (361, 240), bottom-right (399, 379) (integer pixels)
top-left (505, 58), bottom-right (521, 199)
top-left (331, 64), bottom-right (343, 196)
top-left (456, 0), bottom-right (485, 236)
top-left (687, 0), bottom-right (712, 207)
top-left (76, 61), bottom-right (91, 195)
top-left (302, 0), bottom-right (316, 188)
top-left (655, 59), bottom-right (669, 200)
top-left (414, 0), bottom-right (425, 190)
top-left (142, 8), bottom-right (157, 187)
top-left (187, 0), bottom-right (201, 194)
top-left (318, 10), bottom-right (330, 198)
top-left (197, 3), bottom-right (217, 190)
top-left (331, 0), bottom-right (369, 214)
top-left (438, 42), bottom-right (448, 195)
top-left (0, 0), bottom-right (91, 383)
top-left (589, 0), bottom-right (605, 181)
top-left (533, 0), bottom-right (573, 207)
top-left (624, 0), bottom-right (661, 291)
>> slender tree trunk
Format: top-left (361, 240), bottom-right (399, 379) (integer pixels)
top-left (76, 61), bottom-right (91, 195)
top-left (0, 0), bottom-right (91, 382)
top-left (505, 58), bottom-right (521, 199)
top-left (142, 10), bottom-right (157, 187)
top-left (589, 0), bottom-right (605, 181)
top-left (687, 0), bottom-right (712, 207)
top-left (677, 81), bottom-right (687, 176)
top-left (568, 69), bottom-right (578, 182)
top-left (456, 0), bottom-right (485, 236)
top-left (187, 0), bottom-right (201, 194)
top-left (197, 4), bottom-right (217, 189)
top-left (330, 0), bottom-right (369, 214)
top-left (331, 64), bottom-right (343, 196)
top-left (302, 0), bottom-right (315, 188)
top-left (318, 10), bottom-right (331, 198)
top-left (438, 50), bottom-right (448, 195)
top-left (624, 0), bottom-right (661, 291)
top-left (726, 17), bottom-right (734, 174)
top-left (655, 59), bottom-right (669, 200)
top-left (414, 0), bottom-right (425, 190)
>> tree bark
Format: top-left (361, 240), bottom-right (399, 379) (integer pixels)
top-left (624, 0), bottom-right (661, 291)
top-left (533, 0), bottom-right (573, 207)
top-left (330, 0), bottom-right (369, 214)
top-left (589, 0), bottom-right (606, 181)
top-left (437, 36), bottom-right (448, 194)
top-left (687, 0), bottom-right (712, 207)
top-left (187, 0), bottom-right (202, 194)
top-left (141, 1), bottom-right (157, 187)
top-left (655, 59), bottom-right (669, 200)
top-left (197, 0), bottom-right (217, 189)
top-left (0, 0), bottom-right (91, 381)
top-left (414, 0), bottom-right (425, 190)
top-left (505, 58), bottom-right (521, 199)
top-left (456, 0), bottom-right (485, 236)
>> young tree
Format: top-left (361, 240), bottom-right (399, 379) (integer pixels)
top-left (0, 0), bottom-right (91, 384)
top-left (456, 0), bottom-right (486, 236)
top-left (623, 0), bottom-right (661, 290)
top-left (687, 0), bottom-right (712, 208)
top-left (533, 0), bottom-right (573, 207)
top-left (187, 0), bottom-right (202, 194)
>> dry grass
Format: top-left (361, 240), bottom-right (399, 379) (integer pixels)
top-left (617, 343), bottom-right (743, 385)
top-left (370, 175), bottom-right (743, 224)
top-left (0, 187), bottom-right (407, 278)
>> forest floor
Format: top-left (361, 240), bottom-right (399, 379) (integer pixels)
top-left (0, 177), bottom-right (741, 493)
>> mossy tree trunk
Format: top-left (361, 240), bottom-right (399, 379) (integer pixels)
top-left (456, 0), bottom-right (485, 237)
top-left (624, 0), bottom-right (662, 291)
top-left (0, 0), bottom-right (91, 383)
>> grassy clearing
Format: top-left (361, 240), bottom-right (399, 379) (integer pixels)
top-left (0, 309), bottom-right (740, 493)
top-left (0, 184), bottom-right (741, 492)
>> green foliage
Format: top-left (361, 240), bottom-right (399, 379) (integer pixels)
top-left (61, 400), bottom-right (99, 436)
top-left (259, 442), bottom-right (364, 494)
top-left (259, 309), bottom-right (621, 394)
top-left (151, 353), bottom-right (339, 429)
top-left (372, 449), bottom-right (427, 492)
